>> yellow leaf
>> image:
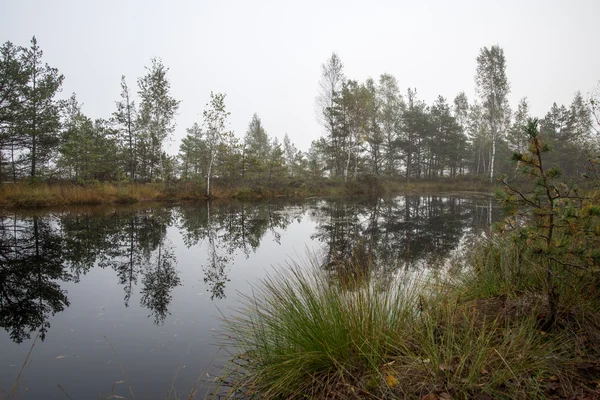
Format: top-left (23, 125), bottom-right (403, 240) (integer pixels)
top-left (386, 374), bottom-right (399, 388)
top-left (549, 375), bottom-right (559, 382)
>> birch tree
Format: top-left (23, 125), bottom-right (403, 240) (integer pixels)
top-left (475, 45), bottom-right (510, 184)
top-left (202, 92), bottom-right (230, 196)
top-left (137, 58), bottom-right (179, 181)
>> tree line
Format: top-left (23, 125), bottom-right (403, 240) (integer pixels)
top-left (313, 48), bottom-right (595, 183)
top-left (1, 37), bottom-right (597, 190)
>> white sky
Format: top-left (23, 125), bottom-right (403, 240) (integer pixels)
top-left (2, 0), bottom-right (599, 153)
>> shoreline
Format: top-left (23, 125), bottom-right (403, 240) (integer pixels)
top-left (0, 178), bottom-right (495, 209)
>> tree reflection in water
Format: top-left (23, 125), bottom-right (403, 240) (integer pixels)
top-left (310, 196), bottom-right (496, 283)
top-left (0, 196), bottom-right (497, 342)
top-left (0, 214), bottom-right (71, 343)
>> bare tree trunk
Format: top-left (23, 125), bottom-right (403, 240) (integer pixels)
top-left (206, 153), bottom-right (213, 196)
top-left (489, 130), bottom-right (496, 184)
top-left (344, 148), bottom-right (351, 182)
top-left (11, 142), bottom-right (16, 182)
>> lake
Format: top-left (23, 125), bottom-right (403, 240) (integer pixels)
top-left (0, 195), bottom-right (499, 399)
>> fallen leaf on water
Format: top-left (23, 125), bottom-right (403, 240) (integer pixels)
top-left (56, 355), bottom-right (67, 359)
top-left (386, 374), bottom-right (399, 388)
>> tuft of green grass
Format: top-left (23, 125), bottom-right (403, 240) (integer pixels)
top-left (218, 262), bottom-right (420, 398)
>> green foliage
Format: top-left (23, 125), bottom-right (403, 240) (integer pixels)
top-left (498, 118), bottom-right (600, 329)
top-left (136, 58), bottom-right (180, 182)
top-left (2, 36), bottom-right (64, 179)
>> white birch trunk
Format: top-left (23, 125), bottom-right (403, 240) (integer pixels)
top-left (489, 130), bottom-right (496, 184)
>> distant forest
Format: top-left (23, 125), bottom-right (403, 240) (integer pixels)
top-left (1, 37), bottom-right (599, 187)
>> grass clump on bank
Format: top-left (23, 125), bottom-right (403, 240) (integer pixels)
top-left (217, 238), bottom-right (600, 399)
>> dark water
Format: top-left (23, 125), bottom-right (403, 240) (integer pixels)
top-left (0, 195), bottom-right (499, 399)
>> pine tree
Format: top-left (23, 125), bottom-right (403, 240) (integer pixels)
top-left (19, 36), bottom-right (63, 179)
top-left (0, 41), bottom-right (28, 182)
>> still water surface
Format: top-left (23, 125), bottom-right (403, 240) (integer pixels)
top-left (0, 195), bottom-right (499, 399)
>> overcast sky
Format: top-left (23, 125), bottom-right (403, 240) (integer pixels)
top-left (2, 0), bottom-right (599, 153)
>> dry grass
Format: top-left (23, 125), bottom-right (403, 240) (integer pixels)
top-left (0, 178), bottom-right (495, 208)
top-left (0, 183), bottom-right (180, 207)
